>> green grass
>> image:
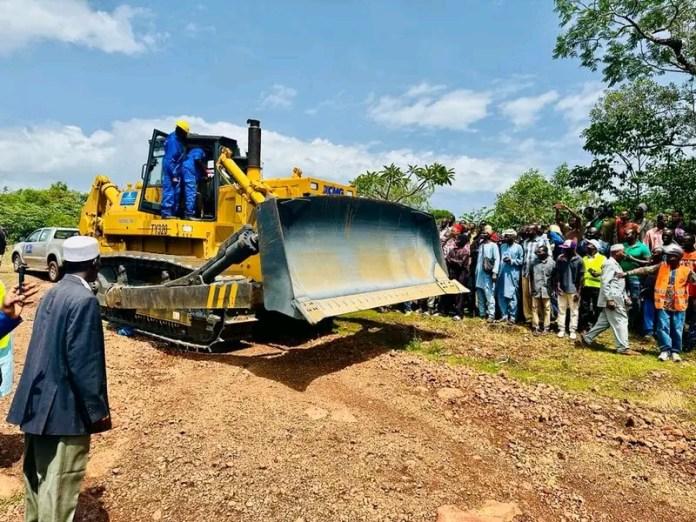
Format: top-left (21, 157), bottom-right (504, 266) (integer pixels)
top-left (338, 310), bottom-right (696, 419)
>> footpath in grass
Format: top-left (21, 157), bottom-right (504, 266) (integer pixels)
top-left (337, 310), bottom-right (696, 420)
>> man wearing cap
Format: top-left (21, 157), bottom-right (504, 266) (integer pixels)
top-left (554, 240), bottom-right (584, 339)
top-left (581, 244), bottom-right (636, 355)
top-left (161, 119), bottom-right (190, 218)
top-left (496, 229), bottom-right (523, 323)
top-left (623, 243), bottom-right (696, 362)
top-left (474, 229), bottom-right (500, 322)
top-left (8, 236), bottom-right (111, 521)
top-left (522, 224), bottom-right (551, 323)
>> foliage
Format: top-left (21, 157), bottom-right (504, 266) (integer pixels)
top-left (554, 0), bottom-right (696, 85)
top-left (459, 207), bottom-right (493, 226)
top-left (0, 183), bottom-right (86, 242)
top-left (488, 167), bottom-right (591, 229)
top-left (568, 79), bottom-right (696, 210)
top-left (646, 158), bottom-right (696, 216)
top-left (351, 163), bottom-right (455, 210)
top-left (430, 209), bottom-right (455, 222)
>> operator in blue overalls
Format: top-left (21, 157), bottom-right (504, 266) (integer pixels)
top-left (181, 147), bottom-right (207, 219)
top-left (161, 120), bottom-right (190, 218)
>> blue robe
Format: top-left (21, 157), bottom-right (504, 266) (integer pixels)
top-left (496, 242), bottom-right (524, 320)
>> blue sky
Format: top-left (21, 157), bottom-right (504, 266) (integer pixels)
top-left (0, 0), bottom-right (606, 214)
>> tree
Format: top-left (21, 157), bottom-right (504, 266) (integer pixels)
top-left (554, 0), bottom-right (696, 85)
top-left (568, 79), bottom-right (696, 207)
top-left (646, 157), bottom-right (696, 216)
top-left (489, 167), bottom-right (591, 229)
top-left (430, 209), bottom-right (455, 222)
top-left (351, 163), bottom-right (455, 210)
top-left (0, 183), bottom-right (87, 242)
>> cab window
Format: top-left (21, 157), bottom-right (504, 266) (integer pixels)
top-left (37, 229), bottom-right (51, 242)
top-left (54, 229), bottom-right (78, 240)
top-left (26, 230), bottom-right (42, 242)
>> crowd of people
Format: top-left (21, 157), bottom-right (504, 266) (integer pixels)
top-left (426, 204), bottom-right (696, 361)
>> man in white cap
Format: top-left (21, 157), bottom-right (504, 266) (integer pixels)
top-left (580, 244), bottom-right (637, 354)
top-left (8, 236), bottom-right (111, 522)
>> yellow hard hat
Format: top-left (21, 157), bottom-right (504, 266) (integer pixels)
top-left (175, 119), bottom-right (190, 134)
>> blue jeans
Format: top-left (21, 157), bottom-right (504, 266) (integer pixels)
top-left (0, 339), bottom-right (13, 398)
top-left (642, 299), bottom-right (656, 337)
top-left (655, 309), bottom-right (686, 354)
top-left (476, 280), bottom-right (496, 320)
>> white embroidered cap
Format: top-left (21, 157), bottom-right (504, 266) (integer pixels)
top-left (63, 236), bottom-right (100, 262)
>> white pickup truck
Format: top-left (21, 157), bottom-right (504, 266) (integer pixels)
top-left (11, 227), bottom-right (79, 282)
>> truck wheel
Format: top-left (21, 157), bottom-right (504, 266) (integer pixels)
top-left (12, 254), bottom-right (21, 273)
top-left (48, 260), bottom-right (63, 282)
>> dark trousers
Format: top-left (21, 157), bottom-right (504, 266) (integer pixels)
top-left (579, 286), bottom-right (600, 332)
top-left (626, 276), bottom-right (643, 332)
top-left (686, 297), bottom-right (696, 352)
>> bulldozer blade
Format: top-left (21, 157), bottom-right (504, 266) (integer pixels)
top-left (256, 196), bottom-right (466, 324)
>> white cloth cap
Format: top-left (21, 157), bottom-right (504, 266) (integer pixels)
top-left (610, 243), bottom-right (625, 253)
top-left (63, 236), bottom-right (100, 262)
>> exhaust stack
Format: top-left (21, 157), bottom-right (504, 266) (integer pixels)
top-left (247, 119), bottom-right (261, 180)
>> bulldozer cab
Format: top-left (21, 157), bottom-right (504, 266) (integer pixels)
top-left (139, 129), bottom-right (244, 220)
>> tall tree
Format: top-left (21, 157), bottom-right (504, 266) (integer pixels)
top-left (568, 79), bottom-right (696, 207)
top-left (351, 163), bottom-right (455, 210)
top-left (554, 0), bottom-right (696, 84)
top-left (489, 167), bottom-right (590, 229)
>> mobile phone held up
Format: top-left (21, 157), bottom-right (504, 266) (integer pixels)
top-left (18, 264), bottom-right (25, 294)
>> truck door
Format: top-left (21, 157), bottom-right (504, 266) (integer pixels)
top-left (22, 229), bottom-right (45, 269)
top-left (31, 229), bottom-right (51, 270)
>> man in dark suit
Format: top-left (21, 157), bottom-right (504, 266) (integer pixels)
top-left (7, 236), bottom-right (111, 522)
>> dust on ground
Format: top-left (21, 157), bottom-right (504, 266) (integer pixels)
top-left (1, 275), bottom-right (695, 521)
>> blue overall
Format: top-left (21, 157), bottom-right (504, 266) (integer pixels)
top-left (181, 148), bottom-right (206, 218)
top-left (161, 132), bottom-right (185, 217)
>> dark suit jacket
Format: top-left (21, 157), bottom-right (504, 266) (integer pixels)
top-left (7, 275), bottom-right (111, 435)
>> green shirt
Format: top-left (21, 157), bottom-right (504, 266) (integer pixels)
top-left (620, 241), bottom-right (650, 273)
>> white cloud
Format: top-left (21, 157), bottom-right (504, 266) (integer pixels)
top-left (0, 0), bottom-right (159, 55)
top-left (404, 82), bottom-right (447, 97)
top-left (368, 85), bottom-right (491, 131)
top-left (555, 82), bottom-right (605, 123)
top-left (260, 84), bottom-right (298, 109)
top-left (500, 90), bottom-right (560, 128)
top-left (0, 116), bottom-right (527, 197)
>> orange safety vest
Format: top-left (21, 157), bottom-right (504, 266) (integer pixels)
top-left (654, 263), bottom-right (691, 311)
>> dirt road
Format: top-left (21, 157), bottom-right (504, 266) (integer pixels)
top-left (1, 279), bottom-right (695, 521)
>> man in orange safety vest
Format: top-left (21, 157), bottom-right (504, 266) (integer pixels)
top-left (623, 244), bottom-right (696, 362)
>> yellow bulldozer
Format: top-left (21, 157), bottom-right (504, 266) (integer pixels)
top-left (79, 119), bottom-right (465, 350)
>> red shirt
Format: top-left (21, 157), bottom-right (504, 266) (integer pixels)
top-left (682, 251), bottom-right (696, 298)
